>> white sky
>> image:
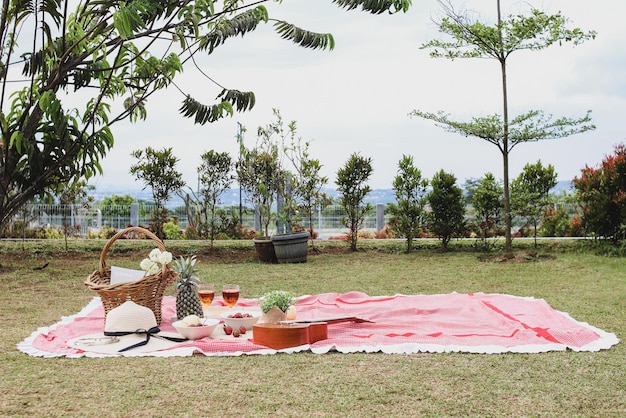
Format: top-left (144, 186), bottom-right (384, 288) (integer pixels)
top-left (89, 0), bottom-right (626, 193)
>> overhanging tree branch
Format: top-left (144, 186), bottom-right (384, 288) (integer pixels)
top-left (0, 0), bottom-right (412, 230)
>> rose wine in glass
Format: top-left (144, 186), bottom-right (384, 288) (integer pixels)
top-left (222, 284), bottom-right (240, 308)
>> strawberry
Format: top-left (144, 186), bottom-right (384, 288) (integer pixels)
top-left (223, 324), bottom-right (233, 335)
top-left (232, 329), bottom-right (241, 338)
top-left (239, 326), bottom-right (247, 335)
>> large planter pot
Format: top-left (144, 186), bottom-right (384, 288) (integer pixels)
top-left (253, 237), bottom-right (277, 263)
top-left (271, 231), bottom-right (309, 263)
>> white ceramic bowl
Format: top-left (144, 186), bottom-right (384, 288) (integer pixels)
top-left (172, 318), bottom-right (220, 340)
top-left (220, 310), bottom-right (262, 330)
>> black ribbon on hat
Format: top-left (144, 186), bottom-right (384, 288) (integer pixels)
top-left (105, 327), bottom-right (188, 352)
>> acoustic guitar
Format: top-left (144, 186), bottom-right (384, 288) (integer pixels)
top-left (253, 317), bottom-right (371, 350)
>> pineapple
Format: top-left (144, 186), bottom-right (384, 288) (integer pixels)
top-left (172, 256), bottom-right (204, 319)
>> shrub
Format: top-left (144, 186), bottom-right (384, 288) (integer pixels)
top-left (375, 225), bottom-right (397, 239)
top-left (568, 215), bottom-right (584, 237)
top-left (357, 230), bottom-right (375, 239)
top-left (306, 227), bottom-right (319, 240)
top-left (240, 227), bottom-right (257, 240)
top-left (540, 206), bottom-right (571, 237)
top-left (41, 227), bottom-right (64, 239)
top-left (573, 143), bottom-right (626, 243)
top-left (427, 170), bottom-right (466, 249)
top-left (163, 221), bottom-right (182, 240)
top-left (184, 226), bottom-right (198, 240)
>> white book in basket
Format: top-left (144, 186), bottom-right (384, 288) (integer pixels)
top-left (110, 266), bottom-right (146, 285)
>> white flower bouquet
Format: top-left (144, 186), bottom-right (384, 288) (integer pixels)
top-left (140, 248), bottom-right (173, 276)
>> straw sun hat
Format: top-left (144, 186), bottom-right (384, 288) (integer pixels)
top-left (68, 301), bottom-right (186, 355)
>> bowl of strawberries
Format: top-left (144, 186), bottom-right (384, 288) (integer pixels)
top-left (220, 310), bottom-right (261, 331)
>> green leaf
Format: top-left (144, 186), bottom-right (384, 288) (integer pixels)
top-left (113, 2), bottom-right (147, 39)
top-left (199, 6), bottom-right (268, 53)
top-left (9, 131), bottom-right (24, 153)
top-left (179, 96), bottom-right (235, 125)
top-left (332, 0), bottom-right (412, 14)
top-left (217, 89), bottom-right (255, 112)
top-left (38, 91), bottom-right (54, 112)
top-left (273, 21), bottom-right (335, 51)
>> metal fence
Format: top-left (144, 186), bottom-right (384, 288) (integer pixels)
top-left (13, 203), bottom-right (387, 238)
top-left (6, 200), bottom-right (581, 239)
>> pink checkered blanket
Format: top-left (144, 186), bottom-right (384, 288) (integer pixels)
top-left (18, 292), bottom-right (618, 357)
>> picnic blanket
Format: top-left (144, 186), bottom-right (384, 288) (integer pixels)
top-left (18, 292), bottom-right (619, 357)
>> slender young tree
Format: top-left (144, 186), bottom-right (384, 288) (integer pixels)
top-left (470, 173), bottom-right (503, 245)
top-left (197, 150), bottom-right (233, 246)
top-left (283, 135), bottom-right (329, 243)
top-left (54, 179), bottom-right (94, 251)
top-left (336, 153), bottom-right (373, 251)
top-left (388, 155), bottom-right (429, 253)
top-left (510, 160), bottom-right (557, 246)
top-left (410, 0), bottom-right (596, 252)
top-left (0, 0), bottom-right (411, 231)
top-left (130, 147), bottom-right (185, 239)
top-left (236, 117), bottom-right (282, 238)
top-left (427, 169), bottom-right (466, 250)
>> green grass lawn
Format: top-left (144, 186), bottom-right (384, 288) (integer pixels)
top-left (0, 239), bottom-right (624, 417)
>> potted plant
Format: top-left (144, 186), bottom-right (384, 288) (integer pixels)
top-left (237, 109), bottom-right (328, 263)
top-left (236, 122), bottom-right (282, 263)
top-left (270, 113), bottom-right (331, 263)
top-left (260, 290), bottom-right (296, 323)
top-left (271, 171), bottom-right (310, 263)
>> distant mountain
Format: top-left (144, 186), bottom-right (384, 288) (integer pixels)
top-left (553, 180), bottom-right (574, 193)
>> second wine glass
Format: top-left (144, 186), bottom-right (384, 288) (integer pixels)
top-left (222, 284), bottom-right (240, 308)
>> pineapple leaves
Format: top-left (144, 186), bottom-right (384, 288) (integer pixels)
top-left (172, 256), bottom-right (200, 289)
top-left (273, 21), bottom-right (335, 51)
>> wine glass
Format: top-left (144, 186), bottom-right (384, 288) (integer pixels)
top-left (222, 284), bottom-right (240, 308)
top-left (198, 283), bottom-right (215, 306)
top-left (197, 283), bottom-right (215, 314)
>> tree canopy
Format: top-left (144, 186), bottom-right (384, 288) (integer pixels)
top-left (0, 0), bottom-right (412, 231)
top-left (410, 0), bottom-right (595, 252)
top-left (573, 143), bottom-right (626, 243)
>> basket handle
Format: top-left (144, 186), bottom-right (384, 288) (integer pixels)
top-left (98, 227), bottom-right (167, 276)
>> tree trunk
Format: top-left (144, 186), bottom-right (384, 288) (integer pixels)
top-left (496, 0), bottom-right (513, 253)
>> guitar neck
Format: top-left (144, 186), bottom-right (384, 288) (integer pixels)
top-left (281, 316), bottom-right (372, 325)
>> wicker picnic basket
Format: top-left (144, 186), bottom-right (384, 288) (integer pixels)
top-left (84, 226), bottom-right (177, 325)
